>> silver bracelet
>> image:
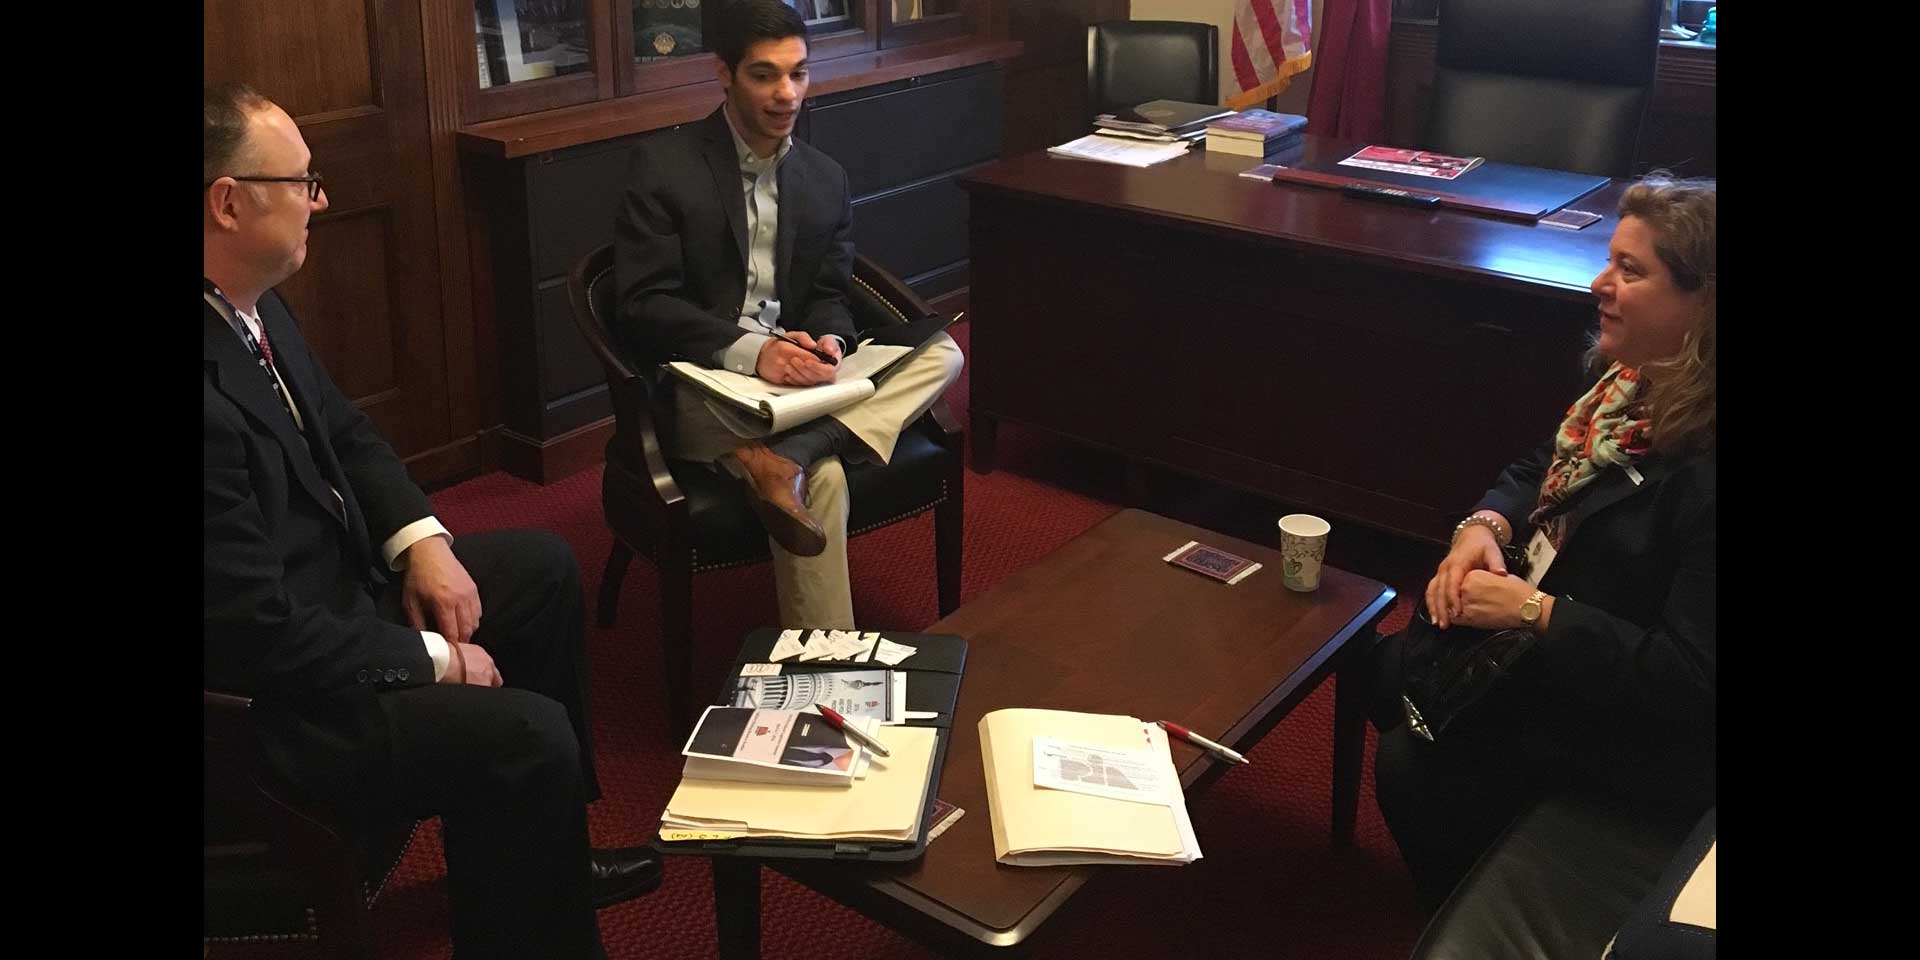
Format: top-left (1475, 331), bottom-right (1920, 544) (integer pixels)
top-left (1452, 514), bottom-right (1510, 546)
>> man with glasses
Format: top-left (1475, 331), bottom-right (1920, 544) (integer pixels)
top-left (613, 0), bottom-right (963, 630)
top-left (203, 82), bottom-right (659, 959)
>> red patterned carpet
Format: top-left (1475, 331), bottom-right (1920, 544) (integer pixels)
top-left (211, 324), bottom-right (1429, 960)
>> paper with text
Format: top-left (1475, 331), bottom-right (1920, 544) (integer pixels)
top-left (1032, 737), bottom-right (1173, 807)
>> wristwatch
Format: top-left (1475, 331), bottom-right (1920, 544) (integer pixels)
top-left (1519, 589), bottom-right (1548, 626)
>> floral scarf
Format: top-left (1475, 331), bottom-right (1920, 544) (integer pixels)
top-left (1530, 362), bottom-right (1652, 548)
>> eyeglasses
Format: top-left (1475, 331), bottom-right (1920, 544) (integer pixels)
top-left (206, 172), bottom-right (326, 201)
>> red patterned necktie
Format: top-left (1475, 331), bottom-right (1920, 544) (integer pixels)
top-left (255, 324), bottom-right (277, 368)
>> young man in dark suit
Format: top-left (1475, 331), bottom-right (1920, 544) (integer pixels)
top-left (613, 0), bottom-right (964, 630)
top-left (203, 82), bottom-right (659, 959)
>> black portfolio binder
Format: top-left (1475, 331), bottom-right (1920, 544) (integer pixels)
top-left (653, 628), bottom-right (968, 863)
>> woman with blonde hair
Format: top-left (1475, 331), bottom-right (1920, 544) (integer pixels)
top-left (1373, 175), bottom-right (1717, 910)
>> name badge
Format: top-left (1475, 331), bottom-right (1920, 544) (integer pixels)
top-left (1524, 528), bottom-right (1558, 587)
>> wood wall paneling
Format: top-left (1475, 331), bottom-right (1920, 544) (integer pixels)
top-left (999, 0), bottom-right (1129, 157)
top-left (204, 0), bottom-right (374, 117)
top-left (206, 0), bottom-right (456, 482)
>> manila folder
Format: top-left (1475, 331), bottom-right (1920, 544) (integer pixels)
top-left (979, 708), bottom-right (1187, 864)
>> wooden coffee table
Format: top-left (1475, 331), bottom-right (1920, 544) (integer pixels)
top-left (708, 509), bottom-right (1396, 957)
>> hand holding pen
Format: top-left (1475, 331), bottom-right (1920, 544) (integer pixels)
top-left (773, 331), bottom-right (839, 367)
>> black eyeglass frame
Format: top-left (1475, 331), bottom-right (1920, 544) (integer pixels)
top-left (205, 172), bottom-right (326, 201)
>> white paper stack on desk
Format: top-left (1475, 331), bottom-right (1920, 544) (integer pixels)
top-left (662, 707), bottom-right (939, 842)
top-left (978, 708), bottom-right (1203, 866)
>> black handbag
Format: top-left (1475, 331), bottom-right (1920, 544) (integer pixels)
top-left (1396, 544), bottom-right (1539, 742)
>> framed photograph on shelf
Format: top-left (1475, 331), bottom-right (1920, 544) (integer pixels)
top-left (476, 0), bottom-right (591, 86)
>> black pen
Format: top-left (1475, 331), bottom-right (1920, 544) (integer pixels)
top-left (773, 332), bottom-right (838, 366)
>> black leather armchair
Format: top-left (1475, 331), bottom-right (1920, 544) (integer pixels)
top-left (1085, 20), bottom-right (1220, 118)
top-left (1426, 0), bottom-right (1663, 178)
top-left (1408, 794), bottom-right (1700, 960)
top-left (566, 244), bottom-right (964, 738)
top-left (204, 689), bottom-right (419, 959)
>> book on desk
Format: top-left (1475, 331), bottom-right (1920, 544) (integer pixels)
top-left (655, 628), bottom-right (968, 861)
top-left (662, 312), bottom-right (955, 435)
top-left (1106, 99), bottom-right (1235, 133)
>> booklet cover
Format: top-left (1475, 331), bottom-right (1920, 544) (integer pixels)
top-left (731, 669), bottom-right (903, 723)
top-left (1337, 145), bottom-right (1485, 180)
top-left (682, 706), bottom-right (861, 786)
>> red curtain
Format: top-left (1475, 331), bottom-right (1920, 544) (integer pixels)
top-left (1305, 0), bottom-right (1393, 142)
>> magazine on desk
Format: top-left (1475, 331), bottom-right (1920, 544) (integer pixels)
top-left (662, 313), bottom-right (955, 435)
top-left (1337, 145), bottom-right (1486, 180)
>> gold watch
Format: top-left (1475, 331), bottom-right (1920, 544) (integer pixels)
top-left (1519, 589), bottom-right (1548, 626)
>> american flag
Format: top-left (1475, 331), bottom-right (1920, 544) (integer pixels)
top-left (1226, 0), bottom-right (1314, 110)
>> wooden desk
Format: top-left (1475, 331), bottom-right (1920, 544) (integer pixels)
top-left (708, 509), bottom-right (1395, 956)
top-left (958, 139), bottom-right (1624, 543)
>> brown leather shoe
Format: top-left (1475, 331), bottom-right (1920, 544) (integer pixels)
top-left (727, 443), bottom-right (828, 557)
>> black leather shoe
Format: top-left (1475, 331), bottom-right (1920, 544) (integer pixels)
top-left (590, 846), bottom-right (663, 908)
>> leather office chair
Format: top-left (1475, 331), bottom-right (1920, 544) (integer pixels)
top-left (567, 244), bottom-right (964, 737)
top-left (204, 689), bottom-right (420, 959)
top-left (1426, 0), bottom-right (1663, 178)
top-left (1407, 794), bottom-right (1698, 960)
top-left (1085, 20), bottom-right (1220, 118)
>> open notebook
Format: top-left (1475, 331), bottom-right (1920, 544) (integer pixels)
top-left (662, 313), bottom-right (955, 435)
top-left (978, 709), bottom-right (1203, 866)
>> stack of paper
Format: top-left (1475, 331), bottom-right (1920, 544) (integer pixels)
top-left (978, 709), bottom-right (1203, 866)
top-left (661, 724), bottom-right (939, 842)
top-left (1047, 133), bottom-right (1191, 169)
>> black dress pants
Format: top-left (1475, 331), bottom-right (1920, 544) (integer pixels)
top-left (372, 528), bottom-right (604, 959)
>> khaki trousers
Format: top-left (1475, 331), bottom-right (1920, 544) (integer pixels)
top-left (668, 333), bottom-right (963, 629)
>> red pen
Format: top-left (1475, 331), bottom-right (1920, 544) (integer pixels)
top-left (1157, 720), bottom-right (1249, 765)
top-left (817, 705), bottom-right (891, 758)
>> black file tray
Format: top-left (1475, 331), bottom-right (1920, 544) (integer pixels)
top-left (652, 628), bottom-right (968, 863)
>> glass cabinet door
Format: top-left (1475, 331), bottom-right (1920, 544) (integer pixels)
top-left (466, 0), bottom-right (610, 121)
top-left (632, 0), bottom-right (708, 62)
top-left (880, 0), bottom-right (971, 48)
top-left (788, 0), bottom-right (854, 29)
top-left (475, 0), bottom-right (592, 87)
top-left (886, 1), bottom-right (958, 22)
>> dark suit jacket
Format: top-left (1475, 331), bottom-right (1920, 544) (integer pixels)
top-left (611, 106), bottom-right (858, 366)
top-left (1475, 439), bottom-right (1717, 809)
top-left (203, 291), bottom-right (434, 807)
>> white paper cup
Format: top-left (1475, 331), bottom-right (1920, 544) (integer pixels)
top-left (1278, 514), bottom-right (1331, 592)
